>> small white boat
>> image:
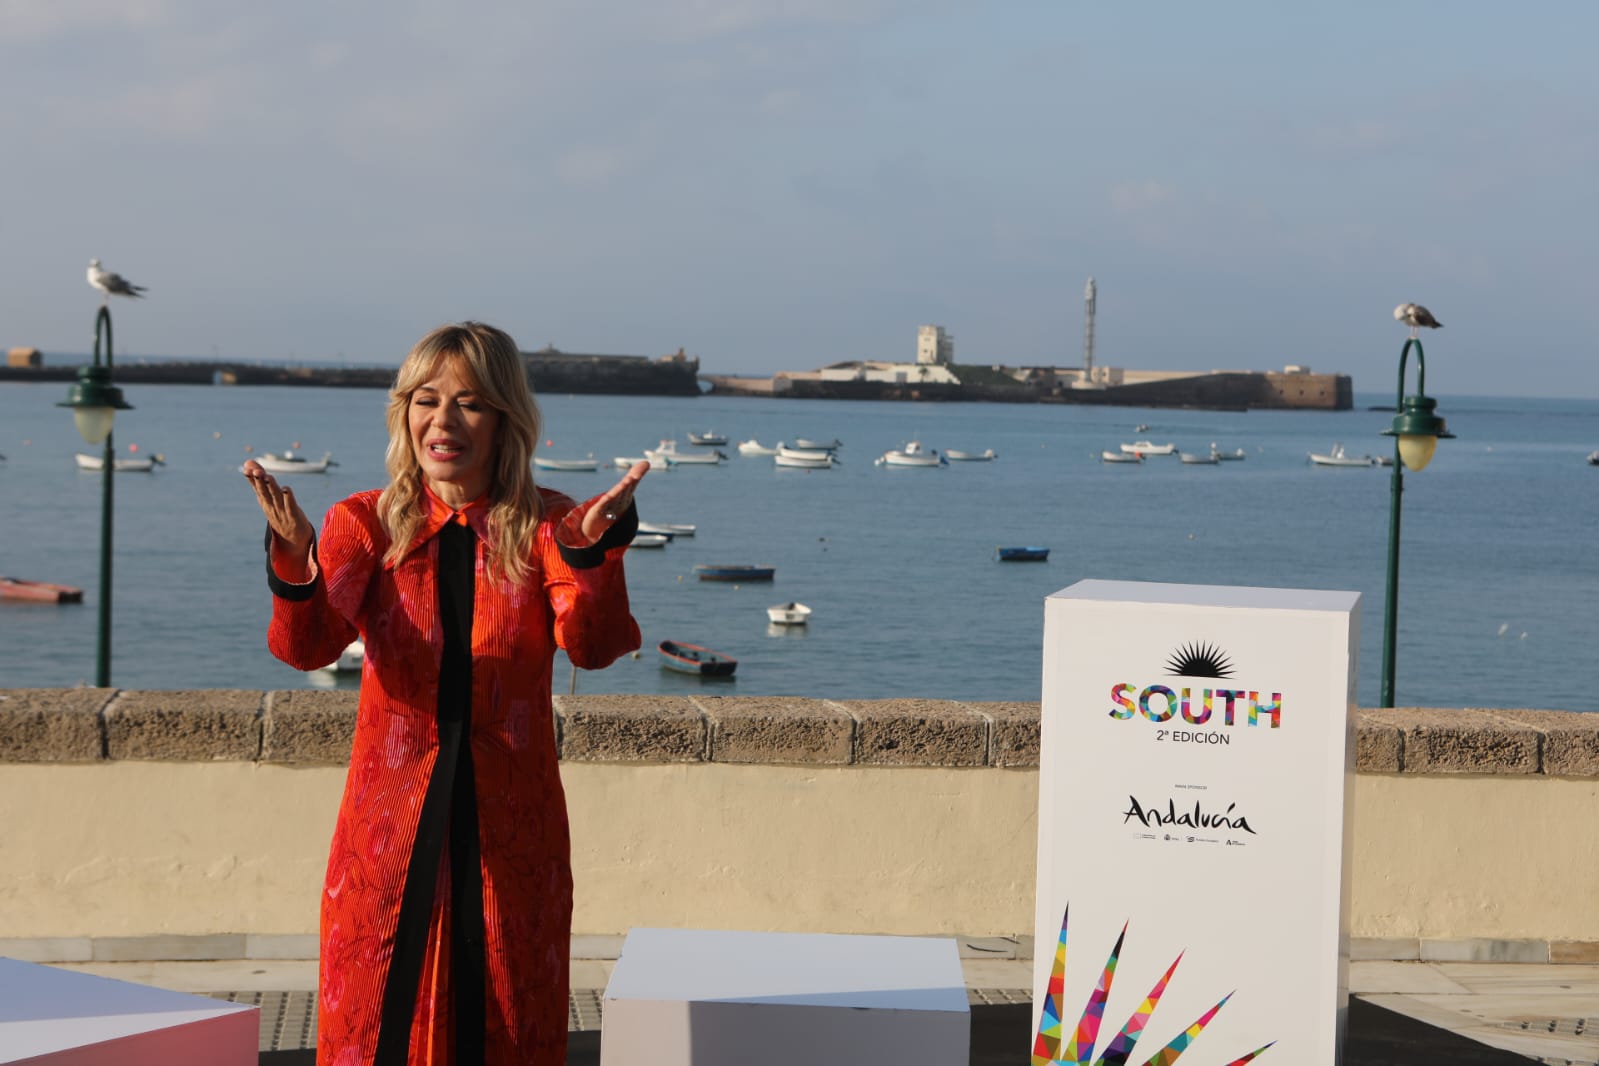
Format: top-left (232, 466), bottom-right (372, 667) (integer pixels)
top-left (76, 451), bottom-right (163, 472)
top-left (533, 456), bottom-right (598, 472)
top-left (793, 437), bottom-right (842, 451)
top-left (1214, 444), bottom-right (1247, 461)
top-left (944, 449), bottom-right (997, 462)
top-left (315, 638), bottom-right (365, 674)
top-left (1308, 443), bottom-right (1377, 467)
top-left (737, 439), bottom-right (778, 456)
top-left (687, 431), bottom-right (728, 447)
top-left (766, 601), bottom-right (812, 626)
top-left (775, 444), bottom-right (833, 461)
top-left (630, 533), bottom-right (670, 549)
top-left (775, 452), bottom-right (837, 469)
top-left (1119, 440), bottom-right (1176, 456)
top-left (876, 441), bottom-right (946, 468)
top-left (1179, 451), bottom-right (1219, 465)
top-left (664, 449), bottom-right (726, 466)
top-left (1588, 451), bottom-right (1599, 466)
top-left (642, 439), bottom-right (678, 466)
top-left (1101, 450), bottom-right (1143, 464)
top-left (614, 455), bottom-right (652, 469)
top-left (254, 450), bottom-right (336, 474)
top-left (638, 520), bottom-right (696, 537)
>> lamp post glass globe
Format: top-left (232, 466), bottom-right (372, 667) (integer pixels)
top-left (73, 407), bottom-right (115, 445)
top-left (1397, 434), bottom-right (1438, 472)
top-left (1382, 394), bottom-right (1452, 470)
top-left (58, 364), bottom-right (132, 443)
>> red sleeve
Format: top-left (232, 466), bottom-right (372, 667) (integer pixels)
top-left (265, 497), bottom-right (376, 671)
top-left (540, 494), bottom-right (642, 670)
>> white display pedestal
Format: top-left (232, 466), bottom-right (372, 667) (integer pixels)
top-left (0, 957), bottom-right (257, 1065)
top-left (1033, 580), bottom-right (1358, 1066)
top-left (601, 928), bottom-right (969, 1066)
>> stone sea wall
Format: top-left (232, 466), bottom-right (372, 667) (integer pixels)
top-left (1, 691), bottom-right (1595, 962)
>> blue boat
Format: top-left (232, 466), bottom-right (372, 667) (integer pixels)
top-left (693, 564), bottom-right (775, 582)
top-left (658, 640), bottom-right (738, 677)
top-left (997, 546), bottom-right (1050, 562)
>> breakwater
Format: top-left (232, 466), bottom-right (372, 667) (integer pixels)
top-left (0, 348), bottom-right (703, 397)
top-left (705, 368), bottom-right (1352, 411)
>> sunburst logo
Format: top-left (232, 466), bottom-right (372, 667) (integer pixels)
top-left (1165, 642), bottom-right (1235, 679)
top-left (1033, 906), bottom-right (1274, 1065)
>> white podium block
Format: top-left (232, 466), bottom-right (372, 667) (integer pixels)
top-left (601, 928), bottom-right (969, 1066)
top-left (1033, 581), bottom-right (1358, 1066)
top-left (0, 957), bottom-right (257, 1065)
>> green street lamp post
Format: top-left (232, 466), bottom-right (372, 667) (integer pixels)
top-left (1378, 336), bottom-right (1454, 708)
top-left (59, 306), bottom-right (133, 687)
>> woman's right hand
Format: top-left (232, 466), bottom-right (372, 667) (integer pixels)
top-left (243, 460), bottom-right (315, 562)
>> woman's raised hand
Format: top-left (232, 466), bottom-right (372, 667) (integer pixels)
top-left (581, 460), bottom-right (650, 544)
top-left (243, 459), bottom-right (315, 563)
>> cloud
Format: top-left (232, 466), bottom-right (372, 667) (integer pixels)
top-left (0, 0), bottom-right (172, 41)
top-left (1108, 179), bottom-right (1178, 216)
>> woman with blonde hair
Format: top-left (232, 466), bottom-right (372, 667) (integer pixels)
top-left (244, 321), bottom-right (647, 1064)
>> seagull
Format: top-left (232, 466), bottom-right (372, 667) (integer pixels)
top-left (1393, 302), bottom-right (1442, 338)
top-left (87, 258), bottom-right (148, 304)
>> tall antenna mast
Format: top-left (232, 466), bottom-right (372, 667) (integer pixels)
top-left (1083, 277), bottom-right (1097, 376)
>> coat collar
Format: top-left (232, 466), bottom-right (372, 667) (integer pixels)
top-left (392, 484), bottom-right (492, 565)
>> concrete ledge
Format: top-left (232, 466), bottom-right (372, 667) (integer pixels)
top-left (261, 690), bottom-right (357, 764)
top-left (842, 699), bottom-right (989, 767)
top-left (0, 688), bottom-right (112, 761)
top-left (1383, 707), bottom-right (1543, 774)
top-left (105, 690), bottom-right (262, 761)
top-left (555, 695), bottom-right (706, 762)
top-left (2, 692), bottom-right (1596, 774)
top-left (698, 696), bottom-right (853, 765)
top-left (1419, 937), bottom-right (1551, 964)
top-left (968, 702), bottom-right (1041, 768)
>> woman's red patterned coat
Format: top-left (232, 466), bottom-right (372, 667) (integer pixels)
top-left (265, 484), bottom-right (640, 1065)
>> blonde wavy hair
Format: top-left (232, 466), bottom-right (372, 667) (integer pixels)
top-left (377, 322), bottom-right (543, 586)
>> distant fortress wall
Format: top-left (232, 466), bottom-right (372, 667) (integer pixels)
top-left (709, 368), bottom-right (1353, 411)
top-left (0, 349), bottom-right (704, 398)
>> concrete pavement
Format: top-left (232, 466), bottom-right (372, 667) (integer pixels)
top-left (46, 951), bottom-right (1599, 1063)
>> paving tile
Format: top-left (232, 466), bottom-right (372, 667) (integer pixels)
top-left (245, 934), bottom-right (318, 960)
top-left (1348, 961), bottom-right (1471, 995)
top-left (569, 934), bottom-right (626, 960)
top-left (1433, 962), bottom-right (1599, 995)
top-left (959, 958), bottom-right (1034, 990)
top-left (53, 959), bottom-right (318, 993)
top-left (569, 959), bottom-right (614, 991)
top-left (957, 935), bottom-right (1023, 959)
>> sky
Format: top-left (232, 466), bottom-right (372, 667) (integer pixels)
top-left (3, 2), bottom-right (1597, 397)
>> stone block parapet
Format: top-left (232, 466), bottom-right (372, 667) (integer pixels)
top-left (1, 691), bottom-right (1595, 774)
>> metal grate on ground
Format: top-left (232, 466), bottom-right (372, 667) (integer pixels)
top-left (209, 991), bottom-right (318, 1053)
top-left (1494, 1016), bottom-right (1597, 1066)
top-left (219, 988), bottom-right (1036, 1048)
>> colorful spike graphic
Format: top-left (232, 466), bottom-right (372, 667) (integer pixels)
top-left (1032, 906), bottom-right (1070, 1064)
top-left (1032, 906), bottom-right (1275, 1065)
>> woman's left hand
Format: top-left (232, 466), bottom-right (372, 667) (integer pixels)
top-left (580, 460), bottom-right (650, 544)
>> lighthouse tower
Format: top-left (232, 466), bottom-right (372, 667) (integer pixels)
top-left (1083, 277), bottom-right (1097, 377)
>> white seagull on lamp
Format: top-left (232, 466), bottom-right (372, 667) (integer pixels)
top-left (1393, 302), bottom-right (1442, 338)
top-left (87, 258), bottom-right (148, 304)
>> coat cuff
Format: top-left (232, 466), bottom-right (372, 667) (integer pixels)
top-left (557, 501), bottom-right (637, 570)
top-left (263, 526), bottom-right (321, 601)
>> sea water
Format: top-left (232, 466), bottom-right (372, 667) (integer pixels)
top-left (1, 382), bottom-right (1595, 711)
